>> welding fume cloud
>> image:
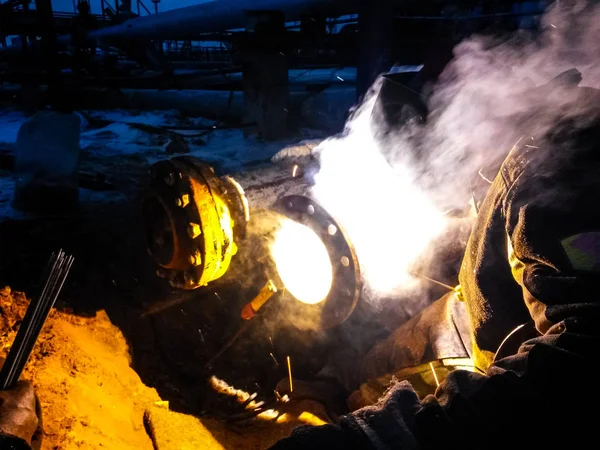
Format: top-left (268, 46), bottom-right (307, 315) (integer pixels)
top-left (417, 0), bottom-right (600, 209)
top-left (309, 0), bottom-right (600, 306)
top-left (310, 81), bottom-right (446, 298)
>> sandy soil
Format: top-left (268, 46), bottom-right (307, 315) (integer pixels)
top-left (0, 286), bottom-right (330, 450)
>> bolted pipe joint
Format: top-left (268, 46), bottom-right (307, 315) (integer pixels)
top-left (142, 156), bottom-right (244, 289)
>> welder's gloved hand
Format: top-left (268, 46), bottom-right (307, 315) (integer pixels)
top-left (269, 380), bottom-right (422, 450)
top-left (275, 377), bottom-right (349, 418)
top-left (0, 380), bottom-right (39, 449)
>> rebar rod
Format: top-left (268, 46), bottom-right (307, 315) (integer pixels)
top-left (0, 250), bottom-right (74, 390)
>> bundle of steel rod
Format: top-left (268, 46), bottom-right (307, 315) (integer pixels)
top-left (0, 250), bottom-right (74, 390)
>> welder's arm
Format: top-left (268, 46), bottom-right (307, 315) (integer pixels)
top-left (504, 163), bottom-right (600, 335)
top-left (267, 366), bottom-right (529, 450)
top-left (270, 322), bottom-right (595, 450)
top-left (268, 379), bottom-right (423, 450)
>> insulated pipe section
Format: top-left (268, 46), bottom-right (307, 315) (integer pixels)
top-left (74, 0), bottom-right (356, 43)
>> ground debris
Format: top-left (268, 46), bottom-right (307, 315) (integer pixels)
top-left (0, 286), bottom-right (161, 450)
top-left (0, 286), bottom-right (330, 449)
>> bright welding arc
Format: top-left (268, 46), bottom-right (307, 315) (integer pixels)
top-left (270, 218), bottom-right (333, 305)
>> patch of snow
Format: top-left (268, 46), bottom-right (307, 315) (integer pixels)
top-left (169, 128), bottom-right (313, 173)
top-left (78, 110), bottom-right (326, 172)
top-left (81, 122), bottom-right (156, 156)
top-left (79, 188), bottom-right (127, 205)
top-left (84, 109), bottom-right (187, 128)
top-left (0, 170), bottom-right (128, 221)
top-left (0, 174), bottom-right (22, 220)
top-left (271, 139), bottom-right (322, 163)
top-left (0, 110), bottom-right (27, 144)
top-left (0, 108), bottom-right (327, 220)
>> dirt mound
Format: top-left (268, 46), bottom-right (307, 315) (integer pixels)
top-left (0, 286), bottom-right (161, 449)
top-left (0, 287), bottom-right (330, 450)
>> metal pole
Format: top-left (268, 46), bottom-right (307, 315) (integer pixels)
top-left (356, 0), bottom-right (392, 100)
top-left (35, 0), bottom-right (61, 107)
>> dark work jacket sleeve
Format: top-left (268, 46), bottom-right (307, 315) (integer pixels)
top-left (270, 123), bottom-right (600, 450)
top-left (504, 135), bottom-right (600, 333)
top-left (270, 320), bottom-right (600, 450)
top-left (457, 89), bottom-right (600, 371)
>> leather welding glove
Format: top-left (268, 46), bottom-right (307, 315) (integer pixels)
top-left (0, 379), bottom-right (38, 449)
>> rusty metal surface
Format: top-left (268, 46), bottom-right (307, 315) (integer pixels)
top-left (142, 157), bottom-right (240, 289)
top-left (230, 164), bottom-right (312, 211)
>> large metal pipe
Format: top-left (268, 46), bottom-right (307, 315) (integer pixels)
top-left (142, 154), bottom-right (361, 329)
top-left (142, 155), bottom-right (312, 290)
top-left (79, 0), bottom-right (356, 43)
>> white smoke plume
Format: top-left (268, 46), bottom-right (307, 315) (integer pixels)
top-left (311, 82), bottom-right (446, 298)
top-left (310, 0), bottom-right (600, 308)
top-left (419, 0), bottom-right (600, 208)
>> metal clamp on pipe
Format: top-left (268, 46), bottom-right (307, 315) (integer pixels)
top-left (142, 156), bottom-right (361, 329)
top-left (142, 156), bottom-right (249, 289)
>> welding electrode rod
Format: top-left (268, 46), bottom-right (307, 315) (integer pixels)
top-left (2, 251), bottom-right (74, 390)
top-left (287, 356), bottom-right (293, 393)
top-left (0, 250), bottom-right (74, 390)
top-left (408, 271), bottom-right (456, 292)
top-left (140, 289), bottom-right (206, 318)
top-left (204, 321), bottom-right (251, 370)
top-left (1, 254), bottom-right (61, 388)
top-left (429, 362), bottom-right (440, 387)
top-left (470, 179), bottom-right (479, 215)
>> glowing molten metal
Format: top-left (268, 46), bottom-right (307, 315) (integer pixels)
top-left (271, 218), bottom-right (333, 305)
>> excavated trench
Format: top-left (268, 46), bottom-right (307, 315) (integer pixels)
top-left (0, 161), bottom-right (338, 449)
top-left (0, 133), bottom-right (470, 448)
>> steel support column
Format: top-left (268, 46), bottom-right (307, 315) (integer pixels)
top-left (35, 0), bottom-right (61, 105)
top-left (356, 0), bottom-right (393, 100)
top-left (240, 11), bottom-right (289, 141)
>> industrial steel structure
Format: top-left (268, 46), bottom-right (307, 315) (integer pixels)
top-left (0, 1), bottom-right (546, 91)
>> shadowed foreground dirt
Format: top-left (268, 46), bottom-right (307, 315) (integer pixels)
top-left (0, 287), bottom-right (330, 450)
